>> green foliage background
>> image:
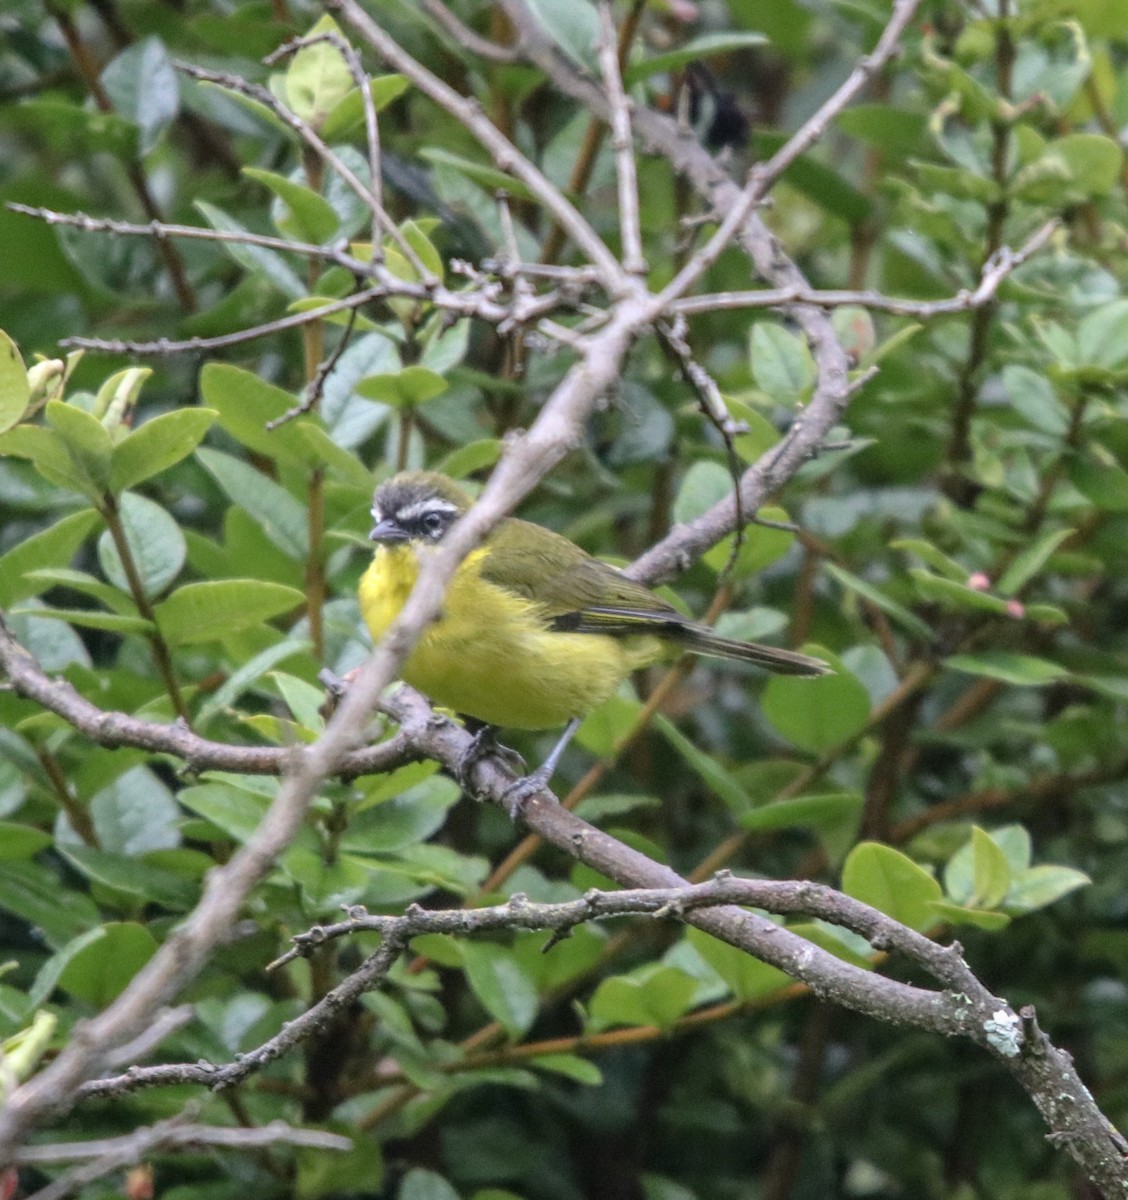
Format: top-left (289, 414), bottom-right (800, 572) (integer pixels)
top-left (2, 1), bottom-right (1128, 1197)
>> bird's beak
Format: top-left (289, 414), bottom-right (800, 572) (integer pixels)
top-left (369, 518), bottom-right (409, 543)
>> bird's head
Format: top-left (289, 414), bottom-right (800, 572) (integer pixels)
top-left (369, 471), bottom-right (474, 546)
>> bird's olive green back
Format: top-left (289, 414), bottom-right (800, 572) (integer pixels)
top-left (480, 518), bottom-right (677, 618)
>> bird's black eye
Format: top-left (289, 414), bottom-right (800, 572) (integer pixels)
top-left (422, 511), bottom-right (445, 538)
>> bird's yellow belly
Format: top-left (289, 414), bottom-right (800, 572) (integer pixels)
top-left (359, 546), bottom-right (659, 729)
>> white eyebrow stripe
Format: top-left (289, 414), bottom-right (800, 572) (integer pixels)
top-left (397, 498), bottom-right (459, 522)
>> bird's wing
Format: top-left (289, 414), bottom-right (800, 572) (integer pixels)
top-left (480, 519), bottom-right (677, 619)
top-left (479, 520), bottom-right (829, 675)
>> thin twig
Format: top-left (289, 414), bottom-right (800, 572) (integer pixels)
top-left (672, 220), bottom-right (1059, 318)
top-left (175, 60), bottom-right (430, 280)
top-left (597, 1), bottom-right (646, 278)
top-left (655, 0), bottom-right (926, 307)
top-left (18, 1114), bottom-right (348, 1200)
top-left (61, 289), bottom-right (384, 355)
top-left (265, 30), bottom-right (385, 251)
top-left (328, 0), bottom-right (628, 292)
top-left (419, 0), bottom-right (518, 63)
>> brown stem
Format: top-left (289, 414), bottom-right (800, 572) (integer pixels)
top-left (860, 690), bottom-right (926, 841)
top-left (761, 1003), bottom-right (833, 1200)
top-left (47, 3), bottom-right (197, 313)
top-left (538, 0), bottom-right (648, 266)
top-left (35, 748), bottom-right (99, 847)
top-left (943, 8), bottom-right (1013, 501)
top-left (99, 494), bottom-right (191, 724)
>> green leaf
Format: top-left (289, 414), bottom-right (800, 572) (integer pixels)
top-left (196, 446), bottom-right (309, 559)
top-left (995, 528), bottom-right (1074, 596)
top-left (531, 1054), bottom-right (603, 1085)
top-left (969, 826), bottom-right (1012, 909)
top-left (461, 942), bottom-right (539, 1038)
top-left (178, 781), bottom-right (270, 843)
top-left (749, 323), bottom-right (815, 401)
top-left (624, 31), bottom-right (768, 84)
top-left (282, 15), bottom-right (353, 129)
top-left (195, 200), bottom-right (306, 298)
top-left (908, 569), bottom-right (1011, 615)
top-left (100, 36), bottom-right (179, 156)
top-left (1004, 864), bottom-right (1090, 914)
top-left (90, 764), bottom-right (181, 855)
top-left (244, 166), bottom-right (340, 244)
top-left (320, 74), bottom-right (411, 140)
top-left (197, 364), bottom-right (293, 450)
top-left (0, 509), bottom-right (99, 608)
top-left (154, 579), bottom-right (304, 645)
top-left (740, 792), bottom-right (863, 836)
top-left (400, 1168), bottom-right (461, 1200)
top-left (925, 900), bottom-right (1011, 932)
top-left (14, 606), bottom-right (153, 635)
top-left (92, 367), bottom-right (152, 436)
top-left (0, 822), bottom-right (52, 860)
top-left (589, 965), bottom-right (698, 1031)
top-left (109, 407), bottom-right (217, 493)
top-left (45, 399), bottom-right (114, 495)
top-left (761, 652), bottom-right (871, 753)
top-left (672, 460), bottom-right (732, 524)
top-left (0, 860), bottom-right (100, 949)
top-left (824, 563), bottom-right (935, 642)
top-left (652, 714), bottom-right (752, 814)
top-left (841, 843), bottom-right (942, 932)
top-left (418, 148), bottom-right (537, 203)
top-left (686, 926), bottom-right (790, 1002)
top-left (342, 777), bottom-right (461, 854)
top-left (195, 637), bottom-right (312, 727)
top-left (268, 671), bottom-right (326, 732)
top-left (0, 425), bottom-right (93, 495)
top-left (400, 220), bottom-right (444, 281)
top-left (702, 505), bottom-right (794, 579)
top-left (435, 439), bottom-right (503, 479)
top-left (891, 539), bottom-right (968, 581)
top-left (1078, 298), bottom-right (1128, 369)
top-left (944, 827), bottom-right (1014, 909)
top-left (21, 568), bottom-right (136, 615)
top-left (837, 104), bottom-right (928, 157)
top-left (1069, 457), bottom-right (1128, 512)
top-left (355, 366), bottom-right (448, 408)
top-left (36, 922), bottom-right (157, 1008)
top-left (524, 0), bottom-right (598, 67)
top-left (0, 329), bottom-right (29, 435)
top-left (1002, 364), bottom-right (1069, 436)
top-left (98, 493), bottom-right (186, 599)
top-left (988, 824), bottom-right (1031, 872)
top-left (946, 652), bottom-right (1067, 686)
top-left (59, 846), bottom-right (197, 910)
top-left (1050, 133), bottom-right (1123, 199)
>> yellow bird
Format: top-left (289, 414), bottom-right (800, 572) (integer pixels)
top-left (359, 471), bottom-right (827, 786)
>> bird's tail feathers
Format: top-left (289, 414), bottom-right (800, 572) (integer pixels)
top-left (674, 627), bottom-right (831, 676)
top-left (559, 607), bottom-right (831, 676)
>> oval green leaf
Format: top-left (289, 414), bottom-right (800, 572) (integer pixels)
top-left (154, 579), bottom-right (304, 645)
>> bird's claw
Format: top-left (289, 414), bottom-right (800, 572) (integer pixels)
top-left (499, 770), bottom-right (554, 820)
top-left (455, 725), bottom-right (526, 795)
top-left (317, 667), bottom-right (355, 720)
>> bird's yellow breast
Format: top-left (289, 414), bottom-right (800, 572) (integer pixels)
top-left (358, 543), bottom-right (660, 729)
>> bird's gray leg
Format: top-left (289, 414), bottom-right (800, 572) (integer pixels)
top-left (500, 717), bottom-right (581, 819)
